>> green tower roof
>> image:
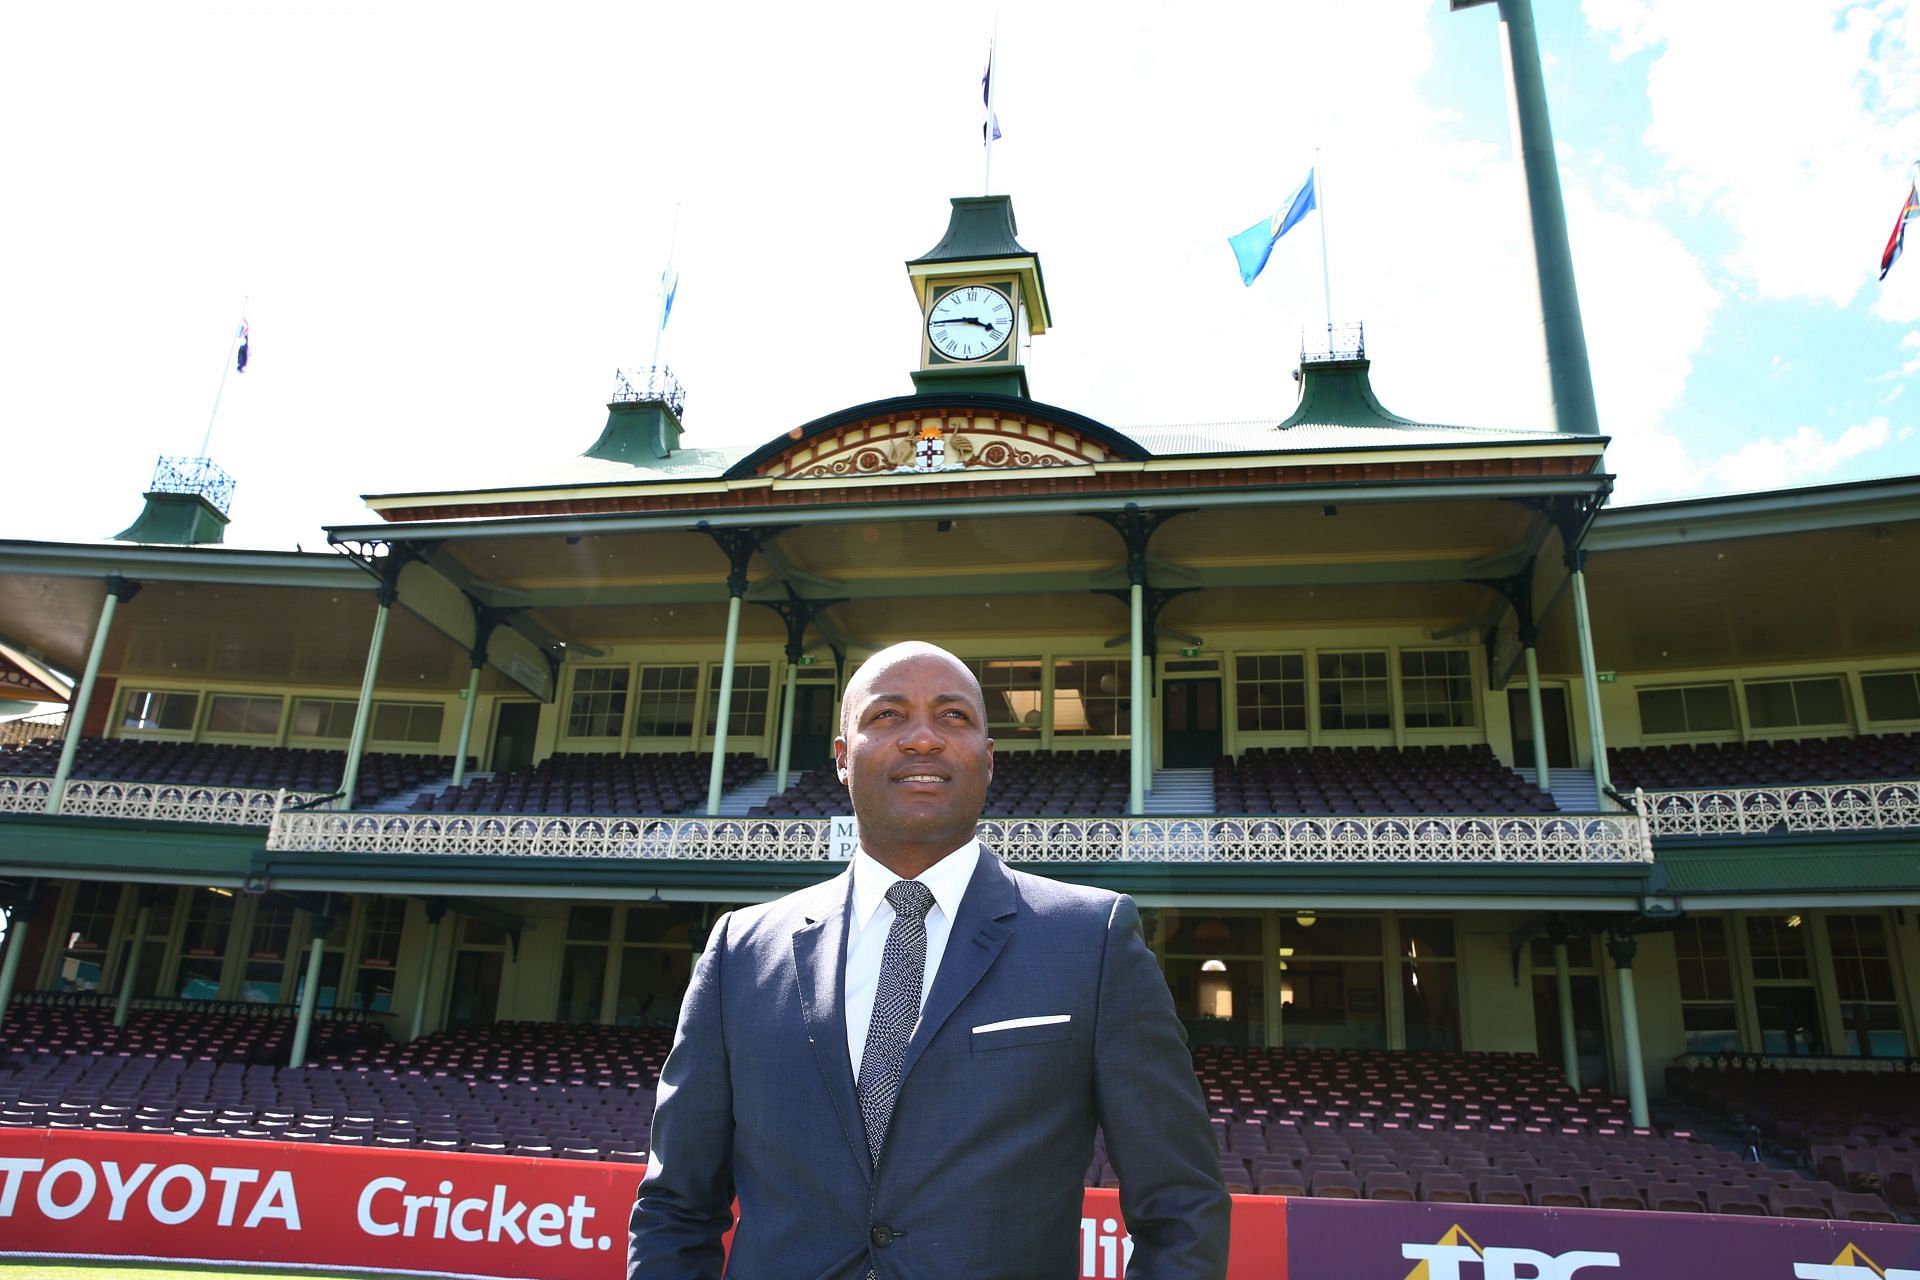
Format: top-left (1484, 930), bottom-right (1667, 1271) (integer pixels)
top-left (907, 194), bottom-right (1033, 263)
top-left (1276, 357), bottom-right (1421, 431)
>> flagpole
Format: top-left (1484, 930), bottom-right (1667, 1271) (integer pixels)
top-left (1315, 149), bottom-right (1334, 349)
top-left (983, 16), bottom-right (999, 195)
top-left (198, 298), bottom-right (246, 459)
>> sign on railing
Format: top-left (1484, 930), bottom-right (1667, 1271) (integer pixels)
top-left (0, 776), bottom-right (328, 827)
top-left (1639, 779), bottom-right (1920, 837)
top-left (266, 809), bottom-right (1654, 864)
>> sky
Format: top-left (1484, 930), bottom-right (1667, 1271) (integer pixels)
top-left (2, 0), bottom-right (1917, 552)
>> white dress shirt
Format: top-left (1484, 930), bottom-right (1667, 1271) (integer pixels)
top-left (844, 838), bottom-right (980, 1081)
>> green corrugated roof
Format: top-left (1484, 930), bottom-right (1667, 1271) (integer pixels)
top-left (908, 195), bottom-right (1031, 263)
top-left (1657, 835), bottom-right (1920, 895)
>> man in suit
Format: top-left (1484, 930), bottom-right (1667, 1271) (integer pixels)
top-left (630, 641), bottom-right (1230, 1278)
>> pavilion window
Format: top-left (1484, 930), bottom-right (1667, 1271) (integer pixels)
top-left (566, 667), bottom-right (630, 739)
top-left (176, 889), bottom-right (235, 1000)
top-left (1277, 914), bottom-right (1387, 1051)
top-left (1672, 917), bottom-right (1738, 1054)
top-left (56, 882), bottom-right (120, 993)
top-left (616, 903), bottom-right (696, 1030)
top-left (634, 664), bottom-right (700, 737)
top-left (558, 904), bottom-right (613, 1025)
top-left (1746, 914), bottom-right (1822, 1057)
top-left (372, 701), bottom-right (445, 745)
top-left (291, 698), bottom-right (358, 740)
top-left (348, 895), bottom-right (407, 1014)
top-left (965, 657), bottom-right (1044, 739)
top-left (1317, 651), bottom-right (1391, 731)
top-left (1399, 916), bottom-right (1460, 1052)
top-left (242, 903), bottom-right (298, 1004)
top-left (1636, 683), bottom-right (1736, 737)
top-left (1829, 913), bottom-right (1907, 1058)
top-left (1400, 649), bottom-right (1476, 729)
top-left (206, 693), bottom-right (283, 737)
top-left (1052, 658), bottom-right (1130, 737)
top-left (1743, 676), bottom-right (1848, 731)
top-left (1234, 654), bottom-right (1305, 732)
top-left (1860, 670), bottom-right (1920, 724)
top-left (703, 663), bottom-right (772, 737)
top-left (1160, 912), bottom-right (1265, 1049)
top-left (121, 689), bottom-right (198, 733)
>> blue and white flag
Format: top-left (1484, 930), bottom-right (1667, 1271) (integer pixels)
top-left (235, 320), bottom-right (250, 373)
top-left (1229, 169), bottom-right (1318, 287)
top-left (982, 38), bottom-right (1002, 143)
top-left (659, 266), bottom-right (679, 332)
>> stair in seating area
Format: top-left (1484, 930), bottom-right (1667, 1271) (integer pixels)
top-left (1518, 766), bottom-right (1602, 813)
top-left (1144, 768), bottom-right (1214, 815)
top-left (718, 771), bottom-right (780, 816)
top-left (367, 773), bottom-right (460, 812)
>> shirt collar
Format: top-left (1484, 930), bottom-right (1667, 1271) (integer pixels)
top-left (851, 837), bottom-right (981, 931)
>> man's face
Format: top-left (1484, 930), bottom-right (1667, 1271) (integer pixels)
top-left (835, 649), bottom-right (994, 863)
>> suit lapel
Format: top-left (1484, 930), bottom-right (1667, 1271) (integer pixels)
top-left (899, 847), bottom-right (1018, 1084)
top-left (791, 871), bottom-right (870, 1181)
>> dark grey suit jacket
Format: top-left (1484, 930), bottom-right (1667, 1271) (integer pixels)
top-left (629, 847), bottom-right (1229, 1279)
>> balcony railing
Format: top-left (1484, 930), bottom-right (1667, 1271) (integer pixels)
top-left (265, 808), bottom-right (1654, 864)
top-left (1638, 779), bottom-right (1920, 838)
top-left (0, 776), bottom-right (328, 827)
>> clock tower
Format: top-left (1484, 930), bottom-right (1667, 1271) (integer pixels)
top-left (906, 194), bottom-right (1051, 398)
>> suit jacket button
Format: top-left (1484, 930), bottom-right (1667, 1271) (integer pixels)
top-left (870, 1225), bottom-right (895, 1247)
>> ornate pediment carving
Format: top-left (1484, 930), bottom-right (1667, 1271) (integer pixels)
top-left (760, 411), bottom-right (1113, 481)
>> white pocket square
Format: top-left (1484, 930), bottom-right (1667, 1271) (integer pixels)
top-left (972, 1014), bottom-right (1071, 1034)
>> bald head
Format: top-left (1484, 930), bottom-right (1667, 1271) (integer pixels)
top-left (838, 642), bottom-right (985, 740)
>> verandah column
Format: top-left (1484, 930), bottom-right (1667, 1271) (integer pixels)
top-left (48, 575), bottom-right (141, 814)
top-left (1523, 646), bottom-right (1552, 792)
top-left (409, 899), bottom-right (448, 1041)
top-left (1550, 921), bottom-right (1580, 1091)
top-left (1569, 554), bottom-right (1614, 800)
top-left (1129, 582), bottom-right (1145, 815)
top-left (288, 900), bottom-right (333, 1068)
top-left (113, 892), bottom-right (157, 1028)
top-left (0, 885), bottom-right (39, 1035)
top-left (775, 660), bottom-right (799, 793)
top-left (1607, 931), bottom-right (1651, 1129)
top-left (707, 590), bottom-right (745, 815)
top-left (451, 664), bottom-right (482, 788)
top-left (338, 583), bottom-right (396, 810)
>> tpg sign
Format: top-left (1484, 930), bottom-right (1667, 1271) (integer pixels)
top-left (1401, 1242), bottom-right (1620, 1280)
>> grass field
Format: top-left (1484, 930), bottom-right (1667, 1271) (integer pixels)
top-left (0, 1265), bottom-right (380, 1280)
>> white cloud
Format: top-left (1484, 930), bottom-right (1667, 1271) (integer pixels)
top-left (1584, 0), bottom-right (1918, 308)
top-left (1705, 418), bottom-right (1897, 492)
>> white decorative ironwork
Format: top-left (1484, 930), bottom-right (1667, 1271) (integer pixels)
top-left (611, 366), bottom-right (685, 417)
top-left (267, 807), bottom-right (1654, 864)
top-left (1639, 779), bottom-right (1920, 838)
top-left (0, 775), bottom-right (327, 827)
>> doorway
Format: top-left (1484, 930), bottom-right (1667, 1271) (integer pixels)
top-left (790, 683), bottom-right (837, 773)
top-left (1532, 972), bottom-right (1609, 1091)
top-left (445, 950), bottom-right (503, 1031)
top-left (1508, 686), bottom-right (1573, 769)
top-left (489, 702), bottom-right (540, 775)
top-left (1161, 678), bottom-right (1223, 769)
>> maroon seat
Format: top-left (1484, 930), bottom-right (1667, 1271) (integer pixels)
top-left (1472, 1174), bottom-right (1529, 1206)
top-left (1363, 1171), bottom-right (1416, 1201)
top-left (1830, 1190), bottom-right (1898, 1223)
top-left (1704, 1183), bottom-right (1767, 1216)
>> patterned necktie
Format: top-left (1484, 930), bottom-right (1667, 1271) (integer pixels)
top-left (856, 879), bottom-right (936, 1168)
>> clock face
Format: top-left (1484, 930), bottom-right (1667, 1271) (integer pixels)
top-left (927, 284), bottom-right (1014, 361)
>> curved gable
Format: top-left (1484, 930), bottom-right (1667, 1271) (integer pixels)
top-left (722, 393), bottom-right (1150, 482)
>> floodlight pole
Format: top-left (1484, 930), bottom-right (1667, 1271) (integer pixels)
top-left (1456, 0), bottom-right (1601, 437)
